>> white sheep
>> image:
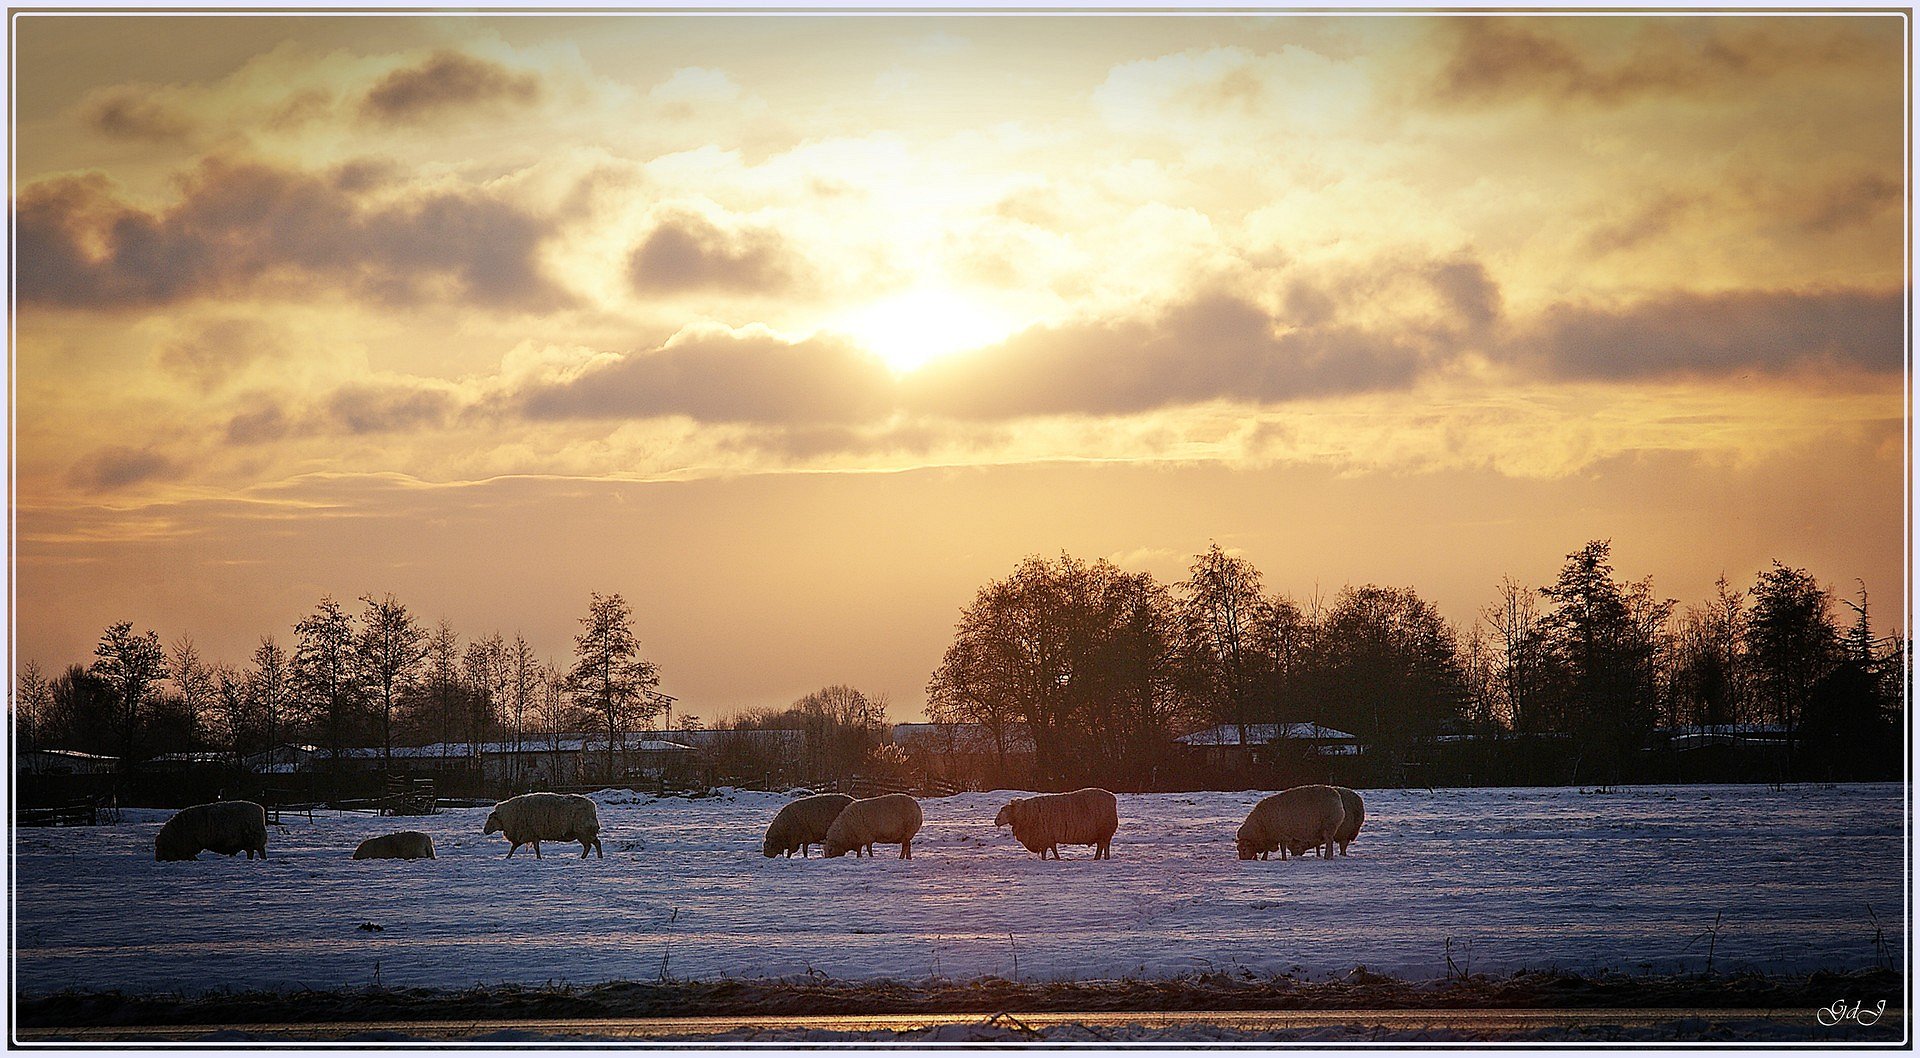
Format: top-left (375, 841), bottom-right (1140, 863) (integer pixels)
top-left (763, 793), bottom-right (855, 858)
top-left (483, 792), bottom-right (603, 859)
top-left (822, 792), bottom-right (923, 859)
top-left (1237, 785), bottom-right (1345, 861)
top-left (993, 788), bottom-right (1119, 859)
top-left (353, 831), bottom-right (436, 860)
top-left (1285, 786), bottom-right (1366, 857)
top-left (154, 801), bottom-right (269, 862)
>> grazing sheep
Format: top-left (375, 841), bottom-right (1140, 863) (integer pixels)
top-left (822, 793), bottom-right (923, 859)
top-left (763, 793), bottom-right (855, 858)
top-left (1286, 786), bottom-right (1366, 857)
top-left (154, 801), bottom-right (269, 862)
top-left (1237, 785), bottom-right (1345, 861)
top-left (483, 792), bottom-right (603, 859)
top-left (993, 788), bottom-right (1119, 860)
top-left (353, 831), bottom-right (436, 860)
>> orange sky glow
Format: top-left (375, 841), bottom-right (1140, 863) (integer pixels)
top-left (12, 13), bottom-right (1908, 722)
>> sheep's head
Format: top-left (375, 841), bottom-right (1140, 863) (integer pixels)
top-left (483, 811), bottom-right (503, 835)
top-left (761, 833), bottom-right (786, 858)
top-left (993, 800), bottom-right (1021, 827)
top-left (1235, 823), bottom-right (1261, 861)
top-left (821, 837), bottom-right (851, 858)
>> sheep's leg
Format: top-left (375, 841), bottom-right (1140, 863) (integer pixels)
top-left (901, 840), bottom-right (911, 860)
top-left (507, 843), bottom-right (518, 859)
top-left (533, 841), bottom-right (542, 859)
top-left (596, 839), bottom-right (604, 859)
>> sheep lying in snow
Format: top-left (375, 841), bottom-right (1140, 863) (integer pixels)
top-left (483, 792), bottom-right (603, 859)
top-left (155, 801), bottom-right (269, 862)
top-left (1237, 785), bottom-right (1345, 861)
top-left (1285, 786), bottom-right (1366, 857)
top-left (823, 793), bottom-right (923, 859)
top-left (764, 793), bottom-right (855, 858)
top-left (353, 831), bottom-right (436, 860)
top-left (994, 788), bottom-right (1119, 860)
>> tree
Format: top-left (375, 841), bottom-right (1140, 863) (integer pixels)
top-left (507, 633), bottom-right (539, 755)
top-left (211, 664), bottom-right (253, 762)
top-left (420, 621), bottom-right (462, 753)
top-left (169, 636), bottom-right (216, 747)
top-left (1536, 541), bottom-right (1672, 783)
top-left (463, 633), bottom-right (508, 752)
top-left (1309, 584), bottom-right (1467, 763)
top-left (927, 553), bottom-right (1192, 788)
top-left (292, 597), bottom-right (361, 761)
top-left (1746, 561), bottom-right (1837, 773)
top-left (1175, 544), bottom-right (1280, 745)
top-left (91, 621), bottom-right (170, 765)
top-left (1483, 576), bottom-right (1552, 733)
top-left (1670, 576), bottom-right (1748, 730)
top-left (248, 636), bottom-right (291, 764)
top-left (567, 593), bottom-right (661, 782)
top-left (16, 661), bottom-right (52, 751)
top-left (47, 664), bottom-right (116, 756)
top-left (355, 593), bottom-right (428, 767)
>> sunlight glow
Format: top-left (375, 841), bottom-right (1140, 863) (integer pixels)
top-left (837, 289), bottom-right (1022, 373)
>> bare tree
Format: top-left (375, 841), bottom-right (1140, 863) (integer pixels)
top-left (91, 621), bottom-right (170, 765)
top-left (16, 661), bottom-right (51, 751)
top-left (463, 633), bottom-right (508, 753)
top-left (355, 593), bottom-right (429, 768)
top-left (566, 593), bottom-right (660, 783)
top-left (1176, 543), bottom-right (1279, 746)
top-left (293, 597), bottom-right (361, 762)
top-left (1483, 576), bottom-right (1547, 733)
top-left (169, 636), bottom-right (216, 747)
top-left (248, 636), bottom-right (291, 764)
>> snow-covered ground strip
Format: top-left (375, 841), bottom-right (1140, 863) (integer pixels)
top-left (12, 784), bottom-right (1905, 997)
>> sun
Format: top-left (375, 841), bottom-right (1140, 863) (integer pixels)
top-left (836, 288), bottom-right (1021, 373)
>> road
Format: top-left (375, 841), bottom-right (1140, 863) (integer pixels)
top-left (18, 1007), bottom-right (1904, 1043)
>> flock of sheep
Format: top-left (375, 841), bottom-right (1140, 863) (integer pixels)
top-left (147, 785), bottom-right (1368, 864)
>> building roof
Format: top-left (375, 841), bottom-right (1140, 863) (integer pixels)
top-left (1175, 723), bottom-right (1360, 747)
top-left (24, 748), bottom-right (120, 761)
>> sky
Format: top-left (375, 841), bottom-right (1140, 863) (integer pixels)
top-left (12, 13), bottom-right (1908, 723)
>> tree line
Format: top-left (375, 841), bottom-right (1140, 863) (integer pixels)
top-left (927, 540), bottom-right (1904, 787)
top-left (16, 592), bottom-right (665, 781)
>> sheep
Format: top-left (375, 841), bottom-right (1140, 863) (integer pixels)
top-left (822, 792), bottom-right (923, 859)
top-left (763, 793), bottom-right (855, 858)
top-left (353, 831), bottom-right (436, 860)
top-left (154, 801), bottom-right (269, 862)
top-left (993, 788), bottom-right (1119, 859)
top-left (1285, 786), bottom-right (1366, 857)
top-left (483, 792), bottom-right (603, 859)
top-left (1236, 785), bottom-right (1345, 861)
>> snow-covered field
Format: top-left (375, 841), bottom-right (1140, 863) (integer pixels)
top-left (12, 784), bottom-right (1906, 997)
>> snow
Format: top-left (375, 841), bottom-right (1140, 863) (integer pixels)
top-left (12, 783), bottom-right (1905, 997)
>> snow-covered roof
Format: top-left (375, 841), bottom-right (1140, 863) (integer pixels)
top-left (24, 749), bottom-right (119, 762)
top-left (1657, 724), bottom-right (1788, 736)
top-left (146, 752), bottom-right (231, 763)
top-left (1176, 723), bottom-right (1359, 747)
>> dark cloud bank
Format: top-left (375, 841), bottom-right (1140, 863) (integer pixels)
top-left (18, 157), bottom-right (568, 310)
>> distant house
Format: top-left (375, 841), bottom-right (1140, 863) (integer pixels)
top-left (1175, 723), bottom-right (1364, 768)
top-left (139, 751), bottom-right (236, 773)
top-left (1655, 724), bottom-right (1791, 752)
top-left (17, 749), bottom-right (119, 776)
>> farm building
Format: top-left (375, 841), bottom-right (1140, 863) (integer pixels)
top-left (1175, 723), bottom-right (1365, 767)
top-left (16, 749), bottom-right (119, 776)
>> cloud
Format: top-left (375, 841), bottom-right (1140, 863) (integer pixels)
top-left (157, 318), bottom-right (276, 390)
top-left (1433, 19), bottom-right (1873, 106)
top-left (68, 446), bottom-right (182, 492)
top-left (81, 88), bottom-right (195, 142)
top-left (1798, 174), bottom-right (1901, 234)
top-left (628, 211), bottom-right (803, 293)
top-left (1518, 288), bottom-right (1903, 379)
top-left (225, 401), bottom-right (290, 445)
top-left (1094, 45), bottom-right (1372, 140)
top-left (325, 383), bottom-right (462, 435)
top-left (16, 158), bottom-right (569, 310)
top-left (359, 51), bottom-right (541, 124)
top-left (905, 293), bottom-right (1435, 420)
top-left (515, 326), bottom-right (895, 426)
